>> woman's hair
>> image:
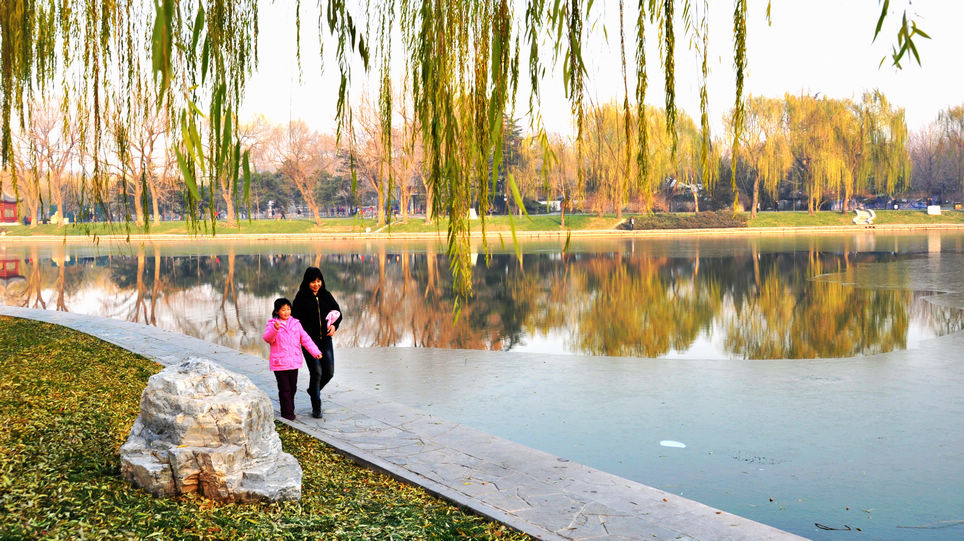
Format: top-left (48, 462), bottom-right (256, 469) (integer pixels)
top-left (298, 266), bottom-right (326, 293)
top-left (272, 298), bottom-right (291, 318)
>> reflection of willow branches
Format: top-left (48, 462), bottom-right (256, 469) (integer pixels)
top-left (514, 253), bottom-right (571, 336)
top-left (726, 267), bottom-right (911, 358)
top-left (52, 244), bottom-right (67, 311)
top-left (149, 245), bottom-right (160, 325)
top-left (216, 246), bottom-right (243, 335)
top-left (912, 298), bottom-right (964, 335)
top-left (130, 245), bottom-right (149, 323)
top-left (371, 247), bottom-right (402, 346)
top-left (343, 251), bottom-right (517, 350)
top-left (24, 246), bottom-right (47, 309)
top-left (573, 257), bottom-right (721, 357)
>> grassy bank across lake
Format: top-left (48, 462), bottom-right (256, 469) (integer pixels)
top-left (0, 316), bottom-right (526, 540)
top-left (1, 209), bottom-right (963, 238)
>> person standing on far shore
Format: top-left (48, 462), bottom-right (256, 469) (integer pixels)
top-left (292, 267), bottom-right (343, 419)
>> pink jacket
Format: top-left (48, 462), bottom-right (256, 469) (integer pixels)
top-left (262, 317), bottom-right (322, 371)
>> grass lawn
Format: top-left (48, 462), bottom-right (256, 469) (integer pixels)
top-left (0, 217), bottom-right (381, 236)
top-left (747, 209), bottom-right (964, 227)
top-left (0, 316), bottom-right (527, 540)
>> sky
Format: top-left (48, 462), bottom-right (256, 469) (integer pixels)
top-left (240, 1), bottom-right (964, 138)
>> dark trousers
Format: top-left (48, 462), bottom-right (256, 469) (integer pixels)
top-left (274, 369), bottom-right (299, 420)
top-left (303, 341), bottom-right (334, 413)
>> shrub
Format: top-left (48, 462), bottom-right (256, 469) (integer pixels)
top-left (625, 210), bottom-right (749, 230)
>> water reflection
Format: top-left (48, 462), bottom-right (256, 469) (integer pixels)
top-left (1, 234), bottom-right (962, 359)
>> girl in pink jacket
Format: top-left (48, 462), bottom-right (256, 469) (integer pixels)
top-left (263, 298), bottom-right (322, 420)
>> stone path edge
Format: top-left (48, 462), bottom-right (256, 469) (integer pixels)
top-left (0, 305), bottom-right (807, 541)
top-left (276, 415), bottom-right (563, 540)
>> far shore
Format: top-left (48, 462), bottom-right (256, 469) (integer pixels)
top-left (2, 209), bottom-right (963, 243)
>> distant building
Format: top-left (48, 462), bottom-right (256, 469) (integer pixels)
top-left (0, 193), bottom-right (18, 224)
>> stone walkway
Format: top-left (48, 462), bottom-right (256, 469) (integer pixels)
top-left (0, 305), bottom-right (805, 540)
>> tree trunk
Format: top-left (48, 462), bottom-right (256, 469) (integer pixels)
top-left (751, 175), bottom-right (759, 218)
top-left (25, 198), bottom-right (39, 228)
top-left (220, 183), bottom-right (237, 226)
top-left (423, 188), bottom-right (434, 225)
top-left (400, 185), bottom-right (410, 222)
top-left (693, 189), bottom-right (701, 214)
top-left (306, 199), bottom-right (323, 226)
top-left (560, 195), bottom-right (568, 228)
top-left (150, 179), bottom-right (161, 225)
top-left (375, 183), bottom-right (385, 225)
top-left (53, 180), bottom-right (66, 227)
top-left (133, 179), bottom-right (146, 226)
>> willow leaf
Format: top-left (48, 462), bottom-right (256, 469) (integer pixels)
top-left (175, 148), bottom-right (200, 202)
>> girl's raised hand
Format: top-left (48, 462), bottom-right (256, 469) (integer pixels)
top-left (327, 325), bottom-right (336, 336)
top-left (273, 320), bottom-right (281, 330)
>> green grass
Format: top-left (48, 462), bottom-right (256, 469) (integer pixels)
top-left (746, 209), bottom-right (964, 227)
top-left (0, 217), bottom-right (381, 236)
top-left (0, 316), bottom-right (527, 540)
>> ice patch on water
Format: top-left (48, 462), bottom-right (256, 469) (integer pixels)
top-left (660, 440), bottom-right (686, 448)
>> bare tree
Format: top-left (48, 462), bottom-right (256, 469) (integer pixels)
top-left (107, 85), bottom-right (170, 226)
top-left (547, 134), bottom-right (577, 227)
top-left (10, 99), bottom-right (79, 227)
top-left (394, 83), bottom-right (423, 222)
top-left (354, 95), bottom-right (390, 225)
top-left (268, 120), bottom-right (334, 224)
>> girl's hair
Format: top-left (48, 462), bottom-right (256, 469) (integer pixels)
top-left (298, 266), bottom-right (326, 293)
top-left (272, 298), bottom-right (291, 318)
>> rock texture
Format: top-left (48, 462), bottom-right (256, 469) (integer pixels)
top-left (120, 357), bottom-right (301, 502)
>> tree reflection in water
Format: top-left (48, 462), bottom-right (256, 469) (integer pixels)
top-left (1, 237), bottom-right (962, 359)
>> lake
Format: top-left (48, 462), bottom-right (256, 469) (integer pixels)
top-left (1, 230), bottom-right (962, 539)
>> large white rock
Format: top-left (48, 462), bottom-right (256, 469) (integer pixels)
top-left (120, 358), bottom-right (301, 502)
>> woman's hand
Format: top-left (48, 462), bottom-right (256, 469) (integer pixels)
top-left (327, 325), bottom-right (336, 337)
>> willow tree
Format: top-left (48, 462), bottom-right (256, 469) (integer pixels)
top-left (0, 0), bottom-right (925, 305)
top-left (640, 106), bottom-right (674, 210)
top-left (743, 95), bottom-right (790, 217)
top-left (861, 91), bottom-right (910, 197)
top-left (585, 102), bottom-right (634, 217)
top-left (826, 97), bottom-right (863, 212)
top-left (674, 111), bottom-right (718, 213)
top-left (785, 94), bottom-right (846, 214)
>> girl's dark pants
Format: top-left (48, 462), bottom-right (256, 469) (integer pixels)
top-left (303, 341), bottom-right (334, 415)
top-left (274, 369), bottom-right (299, 420)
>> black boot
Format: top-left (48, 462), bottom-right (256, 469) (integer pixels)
top-left (310, 395), bottom-right (322, 418)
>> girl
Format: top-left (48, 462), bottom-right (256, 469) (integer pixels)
top-left (291, 267), bottom-right (343, 419)
top-left (263, 297), bottom-right (322, 421)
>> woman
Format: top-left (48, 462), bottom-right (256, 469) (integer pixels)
top-left (291, 267), bottom-right (343, 418)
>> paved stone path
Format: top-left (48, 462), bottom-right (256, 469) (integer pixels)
top-left (1, 305), bottom-right (805, 540)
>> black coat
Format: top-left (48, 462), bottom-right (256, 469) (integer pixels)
top-left (291, 288), bottom-right (342, 347)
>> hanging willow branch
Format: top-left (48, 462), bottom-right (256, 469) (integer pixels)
top-left (635, 1), bottom-right (649, 205)
top-left (731, 0), bottom-right (747, 210)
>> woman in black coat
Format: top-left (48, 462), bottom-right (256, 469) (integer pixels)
top-left (291, 266), bottom-right (343, 418)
